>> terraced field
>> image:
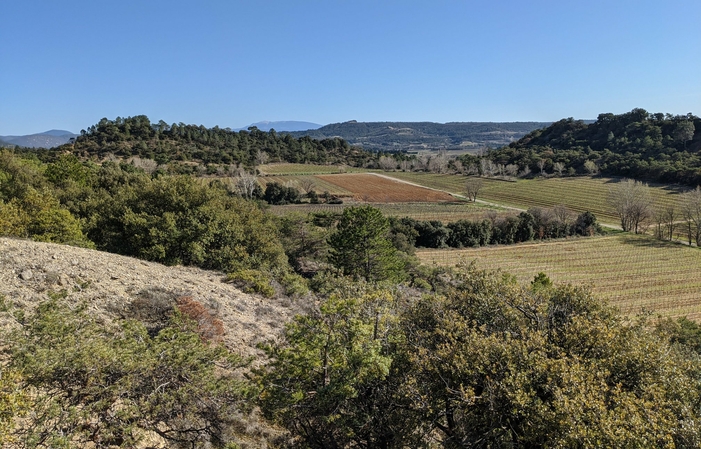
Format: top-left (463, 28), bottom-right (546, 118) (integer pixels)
top-left (417, 234), bottom-right (701, 319)
top-left (385, 173), bottom-right (687, 225)
top-left (269, 201), bottom-right (509, 222)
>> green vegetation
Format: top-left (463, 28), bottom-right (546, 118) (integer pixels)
top-left (489, 108), bottom-right (700, 185)
top-left (28, 115), bottom-right (373, 167)
top-left (259, 266), bottom-right (701, 448)
top-left (3, 298), bottom-right (254, 448)
top-left (328, 206), bottom-right (404, 282)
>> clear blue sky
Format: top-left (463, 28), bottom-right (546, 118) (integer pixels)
top-left (1, 0), bottom-right (699, 135)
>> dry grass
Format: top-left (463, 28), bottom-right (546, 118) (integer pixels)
top-left (315, 173), bottom-right (456, 202)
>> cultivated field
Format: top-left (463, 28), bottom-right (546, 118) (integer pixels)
top-left (269, 201), bottom-right (509, 222)
top-left (417, 234), bottom-right (701, 319)
top-left (384, 173), bottom-right (687, 225)
top-left (315, 173), bottom-right (456, 203)
top-left (257, 175), bottom-right (352, 196)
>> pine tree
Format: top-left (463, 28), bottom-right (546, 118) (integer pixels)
top-left (328, 206), bottom-right (403, 282)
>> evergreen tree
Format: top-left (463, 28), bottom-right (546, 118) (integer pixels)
top-left (328, 206), bottom-right (404, 282)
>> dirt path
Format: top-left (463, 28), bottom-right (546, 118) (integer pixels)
top-left (372, 173), bottom-right (624, 230)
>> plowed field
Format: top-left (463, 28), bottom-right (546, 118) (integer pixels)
top-left (316, 173), bottom-right (456, 203)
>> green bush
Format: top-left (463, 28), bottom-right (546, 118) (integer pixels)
top-left (4, 299), bottom-right (255, 448)
top-left (226, 269), bottom-right (276, 297)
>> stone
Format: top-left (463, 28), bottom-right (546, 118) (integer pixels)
top-left (19, 270), bottom-right (33, 281)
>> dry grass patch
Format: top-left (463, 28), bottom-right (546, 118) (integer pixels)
top-left (316, 173), bottom-right (456, 203)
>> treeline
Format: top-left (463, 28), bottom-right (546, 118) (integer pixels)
top-left (45, 115), bottom-right (373, 167)
top-left (389, 207), bottom-right (601, 250)
top-left (485, 108), bottom-right (701, 185)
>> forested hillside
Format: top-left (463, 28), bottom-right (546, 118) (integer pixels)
top-left (489, 108), bottom-right (701, 185)
top-left (289, 121), bottom-right (551, 152)
top-left (46, 115), bottom-right (373, 167)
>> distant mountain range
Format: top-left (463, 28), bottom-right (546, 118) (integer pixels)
top-left (0, 130), bottom-right (77, 148)
top-left (234, 121), bottom-right (322, 132)
top-left (0, 121), bottom-right (553, 152)
top-left (287, 121), bottom-right (553, 152)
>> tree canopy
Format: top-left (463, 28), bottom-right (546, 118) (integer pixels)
top-left (328, 206), bottom-right (404, 282)
top-left (486, 109), bottom-right (701, 185)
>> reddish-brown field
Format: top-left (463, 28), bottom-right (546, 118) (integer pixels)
top-left (315, 173), bottom-right (456, 203)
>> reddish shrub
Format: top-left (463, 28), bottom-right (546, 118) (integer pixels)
top-left (176, 296), bottom-right (225, 343)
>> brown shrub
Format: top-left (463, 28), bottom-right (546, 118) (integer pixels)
top-left (176, 296), bottom-right (225, 343)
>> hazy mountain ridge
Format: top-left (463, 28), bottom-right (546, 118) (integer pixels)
top-left (234, 120), bottom-right (322, 132)
top-left (287, 121), bottom-right (553, 152)
top-left (0, 130), bottom-right (77, 148)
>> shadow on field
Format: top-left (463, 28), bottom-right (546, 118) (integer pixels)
top-left (601, 176), bottom-right (687, 195)
top-left (618, 235), bottom-right (681, 248)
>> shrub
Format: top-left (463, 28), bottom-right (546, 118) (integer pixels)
top-left (176, 296), bottom-right (225, 343)
top-left (226, 269), bottom-right (275, 297)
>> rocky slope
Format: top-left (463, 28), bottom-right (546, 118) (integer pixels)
top-left (0, 237), bottom-right (301, 360)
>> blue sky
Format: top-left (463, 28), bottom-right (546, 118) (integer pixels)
top-left (1, 0), bottom-right (699, 135)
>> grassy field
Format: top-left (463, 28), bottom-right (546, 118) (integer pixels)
top-left (316, 173), bottom-right (456, 202)
top-left (417, 234), bottom-right (701, 319)
top-left (258, 163), bottom-right (364, 175)
top-left (384, 173), bottom-right (687, 226)
top-left (268, 201), bottom-right (509, 222)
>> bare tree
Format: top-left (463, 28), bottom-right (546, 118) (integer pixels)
top-left (681, 186), bottom-right (701, 246)
top-left (465, 163), bottom-right (479, 176)
top-left (607, 179), bottom-right (652, 233)
top-left (255, 150), bottom-right (269, 166)
top-left (234, 171), bottom-right (259, 200)
top-left (416, 154), bottom-right (430, 171)
top-left (428, 151), bottom-right (449, 173)
top-left (505, 164), bottom-right (519, 178)
top-left (584, 160), bottom-right (599, 175)
top-left (452, 159), bottom-right (464, 174)
top-left (129, 156), bottom-right (159, 174)
top-left (553, 162), bottom-right (565, 177)
top-left (378, 155), bottom-right (396, 171)
top-left (465, 178), bottom-right (484, 202)
top-left (399, 160), bottom-right (412, 172)
top-left (653, 205), bottom-right (676, 241)
top-left (299, 178), bottom-right (317, 195)
top-left (537, 159), bottom-right (546, 175)
top-left (480, 159), bottom-right (496, 177)
top-left (553, 204), bottom-right (573, 225)
top-left (519, 166), bottom-right (531, 178)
